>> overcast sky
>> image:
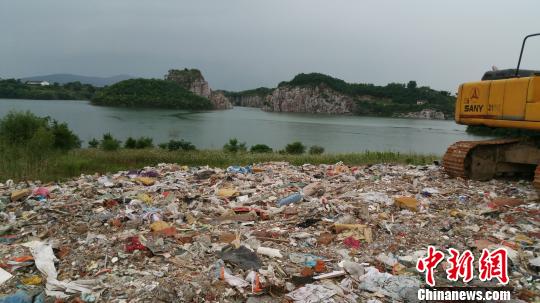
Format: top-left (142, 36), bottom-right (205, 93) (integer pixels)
top-left (1, 0), bottom-right (539, 92)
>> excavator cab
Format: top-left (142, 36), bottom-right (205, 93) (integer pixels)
top-left (443, 33), bottom-right (540, 187)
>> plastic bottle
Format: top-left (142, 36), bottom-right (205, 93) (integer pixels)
top-left (277, 192), bottom-right (303, 207)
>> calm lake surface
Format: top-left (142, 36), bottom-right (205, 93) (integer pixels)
top-left (0, 99), bottom-right (488, 155)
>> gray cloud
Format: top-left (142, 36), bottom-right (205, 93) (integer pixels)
top-left (1, 0), bottom-right (539, 92)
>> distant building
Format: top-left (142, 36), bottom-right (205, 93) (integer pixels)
top-left (25, 80), bottom-right (50, 86)
top-left (416, 99), bottom-right (427, 105)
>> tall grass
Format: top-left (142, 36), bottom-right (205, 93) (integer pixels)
top-left (0, 148), bottom-right (438, 182)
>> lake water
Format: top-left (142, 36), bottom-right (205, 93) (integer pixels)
top-left (0, 99), bottom-right (488, 155)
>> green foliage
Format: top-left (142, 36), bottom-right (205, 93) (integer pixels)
top-left (309, 145), bottom-right (325, 155)
top-left (50, 120), bottom-right (81, 150)
top-left (250, 144), bottom-right (273, 153)
top-left (165, 139), bottom-right (196, 151)
top-left (285, 141), bottom-right (306, 154)
top-left (0, 111), bottom-right (80, 151)
top-left (135, 137), bottom-right (153, 149)
top-left (91, 78), bottom-right (213, 109)
top-left (124, 137), bottom-right (137, 149)
top-left (0, 110), bottom-right (49, 145)
top-left (125, 136), bottom-right (153, 149)
top-left (0, 79), bottom-right (97, 100)
top-left (100, 133), bottom-right (121, 151)
top-left (279, 73), bottom-right (455, 117)
top-left (88, 138), bottom-right (99, 148)
top-left (223, 138), bottom-right (247, 153)
top-left (224, 87), bottom-right (274, 105)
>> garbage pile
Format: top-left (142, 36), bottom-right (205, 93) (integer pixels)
top-left (0, 162), bottom-right (539, 302)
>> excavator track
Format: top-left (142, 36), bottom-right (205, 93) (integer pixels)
top-left (442, 138), bottom-right (521, 179)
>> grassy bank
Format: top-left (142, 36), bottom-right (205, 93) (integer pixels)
top-left (0, 149), bottom-right (438, 182)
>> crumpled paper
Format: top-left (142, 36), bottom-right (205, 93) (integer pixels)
top-left (358, 266), bottom-right (419, 300)
top-left (22, 241), bottom-right (99, 299)
top-left (286, 283), bottom-right (337, 303)
top-left (0, 267), bottom-right (12, 285)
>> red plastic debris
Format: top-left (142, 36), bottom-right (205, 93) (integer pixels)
top-left (103, 199), bottom-right (119, 208)
top-left (125, 236), bottom-right (147, 253)
top-left (33, 187), bottom-right (50, 197)
top-left (343, 236), bottom-right (361, 249)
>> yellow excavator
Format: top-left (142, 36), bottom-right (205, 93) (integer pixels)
top-left (443, 33), bottom-right (540, 187)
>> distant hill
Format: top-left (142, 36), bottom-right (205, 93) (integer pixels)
top-left (20, 74), bottom-right (134, 87)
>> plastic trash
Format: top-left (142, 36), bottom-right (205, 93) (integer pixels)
top-left (343, 236), bottom-right (361, 249)
top-left (313, 270), bottom-right (346, 280)
top-left (257, 246), bottom-right (283, 258)
top-left (0, 290), bottom-right (44, 303)
top-left (136, 177), bottom-right (155, 186)
top-left (245, 271), bottom-right (263, 293)
top-left (0, 268), bottom-right (12, 285)
top-left (21, 241), bottom-right (98, 298)
top-left (394, 196), bottom-right (419, 211)
top-left (302, 182), bottom-right (325, 197)
top-left (139, 170), bottom-right (159, 178)
top-left (286, 284), bottom-right (337, 302)
top-left (278, 192), bottom-right (302, 207)
top-left (358, 192), bottom-right (393, 206)
top-left (221, 268), bottom-right (249, 288)
top-left (421, 187), bottom-right (439, 197)
top-left (218, 187), bottom-right (238, 199)
top-left (357, 266), bottom-right (420, 301)
top-left (32, 187), bottom-right (49, 198)
top-left (289, 253), bottom-right (323, 267)
top-left (125, 236), bottom-right (147, 253)
top-left (340, 260), bottom-right (365, 279)
top-left (219, 245), bottom-right (262, 270)
top-left (21, 275), bottom-right (42, 285)
top-left (227, 165), bottom-right (252, 174)
top-left (376, 252), bottom-right (398, 267)
top-left (10, 189), bottom-right (31, 202)
top-left (529, 256), bottom-right (540, 267)
top-left (97, 176), bottom-right (114, 187)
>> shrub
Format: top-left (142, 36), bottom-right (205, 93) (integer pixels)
top-left (88, 138), bottom-right (99, 148)
top-left (223, 138), bottom-right (247, 153)
top-left (250, 144), bottom-right (273, 153)
top-left (100, 133), bottom-right (121, 151)
top-left (158, 143), bottom-right (168, 149)
top-left (0, 110), bottom-right (80, 151)
top-left (29, 127), bottom-right (55, 157)
top-left (309, 145), bottom-right (325, 155)
top-left (0, 111), bottom-right (48, 145)
top-left (135, 137), bottom-right (153, 149)
top-left (167, 139), bottom-right (196, 151)
top-left (50, 121), bottom-right (81, 150)
top-left (124, 137), bottom-right (137, 149)
top-left (285, 141), bottom-right (306, 154)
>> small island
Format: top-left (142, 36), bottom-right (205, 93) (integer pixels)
top-left (91, 78), bottom-right (213, 109)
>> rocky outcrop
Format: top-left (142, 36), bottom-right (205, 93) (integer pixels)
top-left (229, 95), bottom-right (267, 108)
top-left (166, 69), bottom-right (232, 109)
top-left (209, 91), bottom-right (232, 110)
top-left (263, 84), bottom-right (356, 114)
top-left (399, 109), bottom-right (446, 120)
